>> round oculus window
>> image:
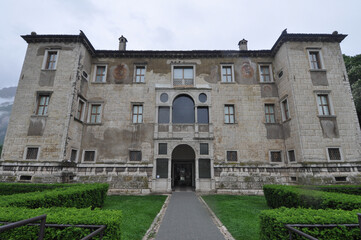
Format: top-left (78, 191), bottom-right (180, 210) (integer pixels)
top-left (198, 93), bottom-right (207, 103)
top-left (160, 93), bottom-right (169, 103)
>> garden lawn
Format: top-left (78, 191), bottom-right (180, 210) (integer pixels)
top-left (103, 195), bottom-right (167, 240)
top-left (202, 195), bottom-right (269, 240)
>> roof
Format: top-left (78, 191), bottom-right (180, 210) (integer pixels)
top-left (21, 29), bottom-right (347, 58)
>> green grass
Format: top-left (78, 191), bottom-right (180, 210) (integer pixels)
top-left (103, 195), bottom-right (167, 240)
top-left (202, 195), bottom-right (269, 240)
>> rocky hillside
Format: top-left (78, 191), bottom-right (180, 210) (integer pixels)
top-left (0, 87), bottom-right (16, 144)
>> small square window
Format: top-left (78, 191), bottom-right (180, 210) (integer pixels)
top-left (227, 151), bottom-right (237, 162)
top-left (328, 148), bottom-right (342, 161)
top-left (135, 66), bottom-right (146, 83)
top-left (70, 149), bottom-right (78, 162)
top-left (281, 99), bottom-right (290, 121)
top-left (43, 50), bottom-right (58, 70)
top-left (265, 104), bottom-right (276, 123)
top-left (129, 151), bottom-right (142, 161)
top-left (224, 105), bottom-right (235, 124)
top-left (25, 147), bottom-right (39, 160)
top-left (200, 143), bottom-right (209, 155)
top-left (221, 65), bottom-right (233, 83)
top-left (173, 66), bottom-right (194, 86)
top-left (259, 64), bottom-right (273, 82)
top-left (270, 151), bottom-right (282, 163)
top-left (308, 51), bottom-right (322, 70)
top-left (132, 104), bottom-right (143, 123)
top-left (83, 150), bottom-right (96, 162)
top-left (317, 94), bottom-right (331, 115)
top-left (156, 158), bottom-right (168, 178)
top-left (288, 150), bottom-right (296, 162)
top-left (36, 94), bottom-right (50, 116)
top-left (159, 143), bottom-right (167, 155)
top-left (76, 99), bottom-right (85, 121)
top-left (94, 65), bottom-right (107, 82)
top-left (89, 104), bottom-right (102, 123)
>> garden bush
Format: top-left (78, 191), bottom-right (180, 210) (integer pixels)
top-left (0, 207), bottom-right (122, 240)
top-left (260, 207), bottom-right (361, 240)
top-left (0, 183), bottom-right (78, 195)
top-left (0, 183), bottom-right (109, 209)
top-left (263, 184), bottom-right (361, 210)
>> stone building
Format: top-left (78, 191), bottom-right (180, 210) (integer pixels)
top-left (1, 30), bottom-right (360, 193)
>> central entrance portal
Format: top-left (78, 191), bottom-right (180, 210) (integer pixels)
top-left (171, 144), bottom-right (195, 190)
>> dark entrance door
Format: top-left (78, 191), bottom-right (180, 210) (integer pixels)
top-left (173, 162), bottom-right (193, 187)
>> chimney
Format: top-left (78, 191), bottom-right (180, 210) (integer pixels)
top-left (118, 35), bottom-right (128, 51)
top-left (238, 39), bottom-right (248, 51)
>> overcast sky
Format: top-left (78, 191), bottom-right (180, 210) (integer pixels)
top-left (1, 0), bottom-right (361, 88)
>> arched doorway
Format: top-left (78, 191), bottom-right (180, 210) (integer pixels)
top-left (171, 144), bottom-right (195, 190)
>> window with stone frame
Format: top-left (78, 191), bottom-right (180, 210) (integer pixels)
top-left (94, 65), bottom-right (107, 82)
top-left (43, 50), bottom-right (58, 70)
top-left (200, 143), bottom-right (209, 155)
top-left (70, 149), bottom-right (78, 162)
top-left (227, 151), bottom-right (237, 162)
top-left (129, 151), bottom-right (142, 161)
top-left (135, 66), bottom-right (146, 83)
top-left (173, 66), bottom-right (194, 86)
top-left (132, 104), bottom-right (143, 123)
top-left (159, 143), bottom-right (167, 155)
top-left (281, 99), bottom-right (290, 121)
top-left (156, 158), bottom-right (168, 178)
top-left (308, 51), bottom-right (322, 70)
top-left (25, 147), bottom-right (39, 160)
top-left (317, 94), bottom-right (331, 116)
top-left (328, 148), bottom-right (342, 161)
top-left (199, 159), bottom-right (211, 178)
top-left (158, 106), bottom-right (170, 123)
top-left (288, 150), bottom-right (296, 163)
top-left (36, 94), bottom-right (50, 116)
top-left (259, 64), bottom-right (273, 82)
top-left (76, 98), bottom-right (85, 121)
top-left (89, 104), bottom-right (102, 123)
top-left (221, 65), bottom-right (233, 82)
top-left (264, 104), bottom-right (276, 123)
top-left (83, 150), bottom-right (96, 162)
top-left (224, 105), bottom-right (235, 124)
top-left (197, 107), bottom-right (209, 124)
top-left (270, 151), bottom-right (282, 163)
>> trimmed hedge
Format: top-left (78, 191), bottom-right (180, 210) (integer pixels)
top-left (0, 183), bottom-right (78, 195)
top-left (0, 207), bottom-right (122, 240)
top-left (260, 207), bottom-right (361, 240)
top-left (311, 185), bottom-right (361, 195)
top-left (263, 184), bottom-right (361, 210)
top-left (0, 183), bottom-right (109, 209)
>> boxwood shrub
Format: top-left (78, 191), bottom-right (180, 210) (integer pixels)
top-left (0, 183), bottom-right (109, 209)
top-left (0, 207), bottom-right (122, 240)
top-left (260, 207), bottom-right (361, 240)
top-left (263, 184), bottom-right (361, 210)
top-left (0, 183), bottom-right (79, 195)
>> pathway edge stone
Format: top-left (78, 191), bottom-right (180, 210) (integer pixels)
top-left (198, 194), bottom-right (235, 240)
top-left (143, 194), bottom-right (171, 240)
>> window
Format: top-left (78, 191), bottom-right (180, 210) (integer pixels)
top-left (132, 104), bottom-right (143, 123)
top-left (156, 159), bottom-right (168, 178)
top-left (135, 66), bottom-right (146, 83)
top-left (221, 65), bottom-right (234, 83)
top-left (327, 148), bottom-right (342, 161)
top-left (264, 104), bottom-right (276, 123)
top-left (89, 104), bottom-right (102, 123)
top-left (317, 94), bottom-right (331, 115)
top-left (281, 99), bottom-right (290, 121)
top-left (36, 95), bottom-right (50, 116)
top-left (159, 143), bottom-right (167, 155)
top-left (270, 151), bottom-right (282, 163)
top-left (76, 99), bottom-right (85, 121)
top-left (224, 105), bottom-right (235, 123)
top-left (43, 50), bottom-right (58, 70)
top-left (173, 66), bottom-right (194, 86)
top-left (172, 95), bottom-right (195, 123)
top-left (129, 151), bottom-right (142, 161)
top-left (199, 159), bottom-right (211, 178)
top-left (70, 149), bottom-right (78, 162)
top-left (259, 64), bottom-right (273, 82)
top-left (288, 150), bottom-right (296, 163)
top-left (227, 151), bottom-right (237, 162)
top-left (200, 143), bottom-right (209, 155)
top-left (197, 107), bottom-right (209, 124)
top-left (308, 51), bottom-right (322, 70)
top-left (25, 147), bottom-right (39, 160)
top-left (94, 65), bottom-right (107, 82)
top-left (83, 150), bottom-right (96, 162)
top-left (158, 107), bottom-right (170, 123)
